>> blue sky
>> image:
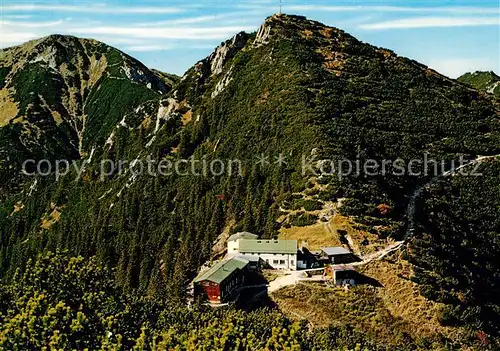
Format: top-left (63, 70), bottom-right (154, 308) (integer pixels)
top-left (1, 0), bottom-right (498, 78)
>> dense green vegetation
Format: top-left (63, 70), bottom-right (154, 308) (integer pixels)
top-left (179, 15), bottom-right (500, 232)
top-left (288, 198), bottom-right (323, 211)
top-left (151, 69), bottom-right (181, 88)
top-left (0, 35), bottom-right (167, 199)
top-left (0, 67), bottom-right (10, 89)
top-left (0, 251), bottom-right (402, 350)
top-left (83, 77), bottom-right (160, 148)
top-left (409, 159), bottom-right (500, 336)
top-left (12, 63), bottom-right (64, 114)
top-left (289, 212), bottom-right (319, 227)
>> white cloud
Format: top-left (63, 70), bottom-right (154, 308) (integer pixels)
top-left (0, 14), bottom-right (255, 49)
top-left (426, 58), bottom-right (499, 78)
top-left (136, 15), bottom-right (225, 27)
top-left (360, 17), bottom-right (499, 29)
top-left (88, 37), bottom-right (145, 45)
top-left (2, 15), bottom-right (33, 19)
top-left (153, 15), bottom-right (221, 25)
top-left (0, 29), bottom-right (38, 46)
top-left (1, 4), bottom-right (183, 14)
top-left (286, 5), bottom-right (499, 15)
top-left (125, 45), bottom-right (173, 52)
top-left (1, 20), bottom-right (65, 28)
top-left (0, 19), bottom-right (69, 47)
top-left (71, 26), bottom-right (255, 40)
top-left (136, 10), bottom-right (268, 27)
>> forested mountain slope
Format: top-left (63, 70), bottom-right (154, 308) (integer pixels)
top-left (0, 14), bottom-right (499, 347)
top-left (410, 158), bottom-right (500, 334)
top-left (0, 35), bottom-right (170, 194)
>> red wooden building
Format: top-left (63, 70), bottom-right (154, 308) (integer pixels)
top-left (194, 257), bottom-right (249, 304)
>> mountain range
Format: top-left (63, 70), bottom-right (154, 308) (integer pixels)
top-left (0, 14), bottom-right (499, 349)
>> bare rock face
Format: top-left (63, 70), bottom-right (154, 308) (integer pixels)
top-left (211, 68), bottom-right (233, 98)
top-left (207, 32), bottom-right (249, 77)
top-left (252, 14), bottom-right (311, 47)
top-left (253, 23), bottom-right (272, 47)
top-left (186, 31), bottom-right (249, 98)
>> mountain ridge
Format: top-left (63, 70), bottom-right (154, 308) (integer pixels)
top-left (0, 34), bottom-right (173, 194)
top-left (458, 70), bottom-right (500, 97)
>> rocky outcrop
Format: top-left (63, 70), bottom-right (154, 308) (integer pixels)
top-left (184, 32), bottom-right (249, 101)
top-left (154, 98), bottom-right (178, 133)
top-left (192, 31), bottom-right (248, 85)
top-left (211, 68), bottom-right (233, 98)
top-left (253, 23), bottom-right (272, 47)
top-left (209, 32), bottom-right (248, 76)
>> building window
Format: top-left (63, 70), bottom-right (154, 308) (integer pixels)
top-left (291, 260), bottom-right (294, 265)
top-left (279, 260), bottom-right (285, 265)
top-left (273, 260), bottom-right (279, 264)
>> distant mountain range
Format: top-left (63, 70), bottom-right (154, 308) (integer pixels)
top-left (458, 70), bottom-right (500, 97)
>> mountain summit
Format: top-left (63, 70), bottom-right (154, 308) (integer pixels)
top-left (0, 35), bottom-right (172, 191)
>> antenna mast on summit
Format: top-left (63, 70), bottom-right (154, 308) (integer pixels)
top-left (279, 0), bottom-right (282, 14)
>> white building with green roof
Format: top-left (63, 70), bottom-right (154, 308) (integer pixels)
top-left (228, 238), bottom-right (298, 270)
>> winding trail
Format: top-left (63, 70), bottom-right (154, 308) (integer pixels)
top-left (270, 154), bottom-right (499, 293)
top-left (269, 241), bottom-right (404, 293)
top-left (404, 154), bottom-right (499, 240)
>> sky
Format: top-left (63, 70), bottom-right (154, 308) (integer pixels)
top-left (0, 0), bottom-right (499, 78)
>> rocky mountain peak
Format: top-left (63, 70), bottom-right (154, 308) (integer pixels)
top-left (209, 32), bottom-right (249, 76)
top-left (193, 31), bottom-right (249, 80)
top-left (37, 34), bottom-right (80, 46)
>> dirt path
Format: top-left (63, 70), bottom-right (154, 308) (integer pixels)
top-left (269, 240), bottom-right (404, 293)
top-left (268, 271), bottom-right (304, 293)
top-left (272, 155), bottom-right (500, 294)
top-left (404, 154), bottom-right (499, 240)
top-left (270, 156), bottom-right (500, 293)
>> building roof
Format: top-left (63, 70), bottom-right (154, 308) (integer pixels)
top-left (297, 247), bottom-right (316, 259)
top-left (227, 232), bottom-right (259, 242)
top-left (235, 254), bottom-right (261, 262)
top-left (334, 266), bottom-right (355, 271)
top-left (321, 247), bottom-right (351, 256)
top-left (194, 257), bottom-right (249, 284)
top-left (239, 239), bottom-right (297, 255)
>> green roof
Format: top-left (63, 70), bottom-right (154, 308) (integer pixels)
top-left (239, 239), bottom-right (297, 254)
top-left (194, 257), bottom-right (248, 284)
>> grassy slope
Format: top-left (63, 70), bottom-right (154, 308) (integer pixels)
top-left (272, 251), bottom-right (466, 349)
